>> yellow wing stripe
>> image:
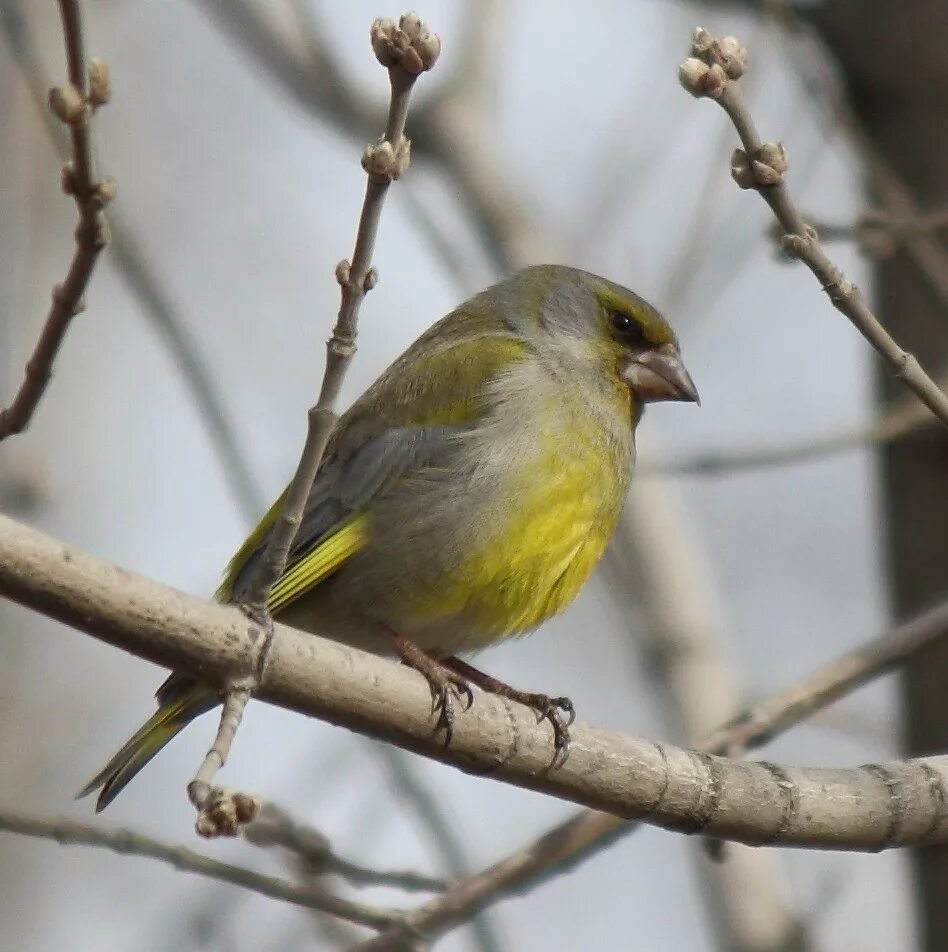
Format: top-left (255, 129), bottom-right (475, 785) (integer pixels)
top-left (216, 487), bottom-right (290, 603)
top-left (266, 514), bottom-right (369, 615)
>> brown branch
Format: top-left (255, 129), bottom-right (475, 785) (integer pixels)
top-left (2, 512), bottom-right (948, 854)
top-left (358, 595), bottom-right (948, 949)
top-left (187, 13), bottom-right (440, 836)
top-left (0, 810), bottom-right (399, 930)
top-left (245, 803), bottom-right (447, 893)
top-left (678, 29), bottom-right (948, 429)
top-left (0, 6), bottom-right (264, 522)
top-left (0, 0), bottom-right (111, 441)
top-left (242, 15), bottom-right (439, 615)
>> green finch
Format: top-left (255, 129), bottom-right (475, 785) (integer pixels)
top-left (81, 264), bottom-right (698, 810)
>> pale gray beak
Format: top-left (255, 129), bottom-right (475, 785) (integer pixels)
top-left (620, 343), bottom-right (700, 405)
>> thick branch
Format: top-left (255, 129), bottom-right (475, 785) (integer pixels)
top-left (361, 594), bottom-right (948, 947)
top-left (0, 0), bottom-right (110, 441)
top-left (1, 512), bottom-right (947, 853)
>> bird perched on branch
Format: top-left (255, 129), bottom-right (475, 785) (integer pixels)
top-left (81, 264), bottom-right (698, 810)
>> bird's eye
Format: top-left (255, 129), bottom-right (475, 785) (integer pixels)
top-left (609, 310), bottom-right (647, 346)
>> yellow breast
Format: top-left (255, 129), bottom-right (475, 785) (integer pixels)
top-left (406, 381), bottom-right (633, 649)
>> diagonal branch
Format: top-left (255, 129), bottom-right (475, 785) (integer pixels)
top-left (245, 802), bottom-right (447, 893)
top-left (1, 511), bottom-right (948, 855)
top-left (0, 0), bottom-right (111, 441)
top-left (359, 594), bottom-right (948, 948)
top-left (0, 810), bottom-right (400, 930)
top-left (679, 28), bottom-right (948, 428)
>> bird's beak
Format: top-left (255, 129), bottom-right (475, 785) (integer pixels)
top-left (620, 344), bottom-right (700, 405)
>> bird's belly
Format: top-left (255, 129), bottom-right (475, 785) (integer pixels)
top-left (394, 455), bottom-right (626, 653)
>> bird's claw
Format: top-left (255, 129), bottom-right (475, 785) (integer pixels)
top-left (528, 694), bottom-right (574, 770)
top-left (427, 673), bottom-right (474, 749)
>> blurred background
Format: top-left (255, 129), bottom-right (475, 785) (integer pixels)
top-left (1, 1), bottom-right (945, 949)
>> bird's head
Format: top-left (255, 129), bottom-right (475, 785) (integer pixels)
top-left (512, 265), bottom-right (699, 407)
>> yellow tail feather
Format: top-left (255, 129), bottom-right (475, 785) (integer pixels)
top-left (78, 682), bottom-right (217, 812)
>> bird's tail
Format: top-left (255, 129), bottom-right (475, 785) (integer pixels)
top-left (78, 677), bottom-right (218, 812)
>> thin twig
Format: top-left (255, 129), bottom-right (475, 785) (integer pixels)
top-left (801, 207), bottom-right (948, 256)
top-left (0, 0), bottom-right (111, 441)
top-left (375, 746), bottom-right (506, 952)
top-left (679, 29), bottom-right (948, 428)
top-left (245, 803), bottom-right (447, 893)
top-left (0, 4), bottom-right (264, 522)
top-left (242, 14), bottom-right (439, 616)
top-left (0, 810), bottom-right (400, 930)
top-left (358, 596), bottom-right (948, 949)
top-left (643, 380), bottom-right (936, 477)
top-left (188, 13), bottom-right (440, 837)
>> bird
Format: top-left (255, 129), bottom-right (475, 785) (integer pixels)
top-left (80, 264), bottom-right (698, 811)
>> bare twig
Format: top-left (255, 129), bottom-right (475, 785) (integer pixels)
top-left (246, 802), bottom-right (447, 893)
top-left (375, 745), bottom-right (506, 952)
top-left (186, 13), bottom-right (440, 835)
top-left (243, 14), bottom-right (439, 615)
top-left (0, 3), bottom-right (264, 522)
top-left (2, 512), bottom-right (948, 854)
top-left (0, 0), bottom-right (111, 441)
top-left (679, 28), bottom-right (948, 428)
top-left (359, 595), bottom-right (948, 948)
top-left (0, 810), bottom-right (400, 930)
top-left (644, 380), bottom-right (935, 476)
top-left (795, 207), bottom-right (948, 259)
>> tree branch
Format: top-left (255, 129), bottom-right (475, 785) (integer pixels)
top-left (0, 3), bottom-right (264, 522)
top-left (359, 593), bottom-right (948, 948)
top-left (0, 0), bottom-right (111, 441)
top-left (679, 28), bottom-right (948, 428)
top-left (1, 512), bottom-right (947, 855)
top-left (185, 13), bottom-right (440, 836)
top-left (0, 810), bottom-right (400, 930)
top-left (643, 379), bottom-right (936, 477)
top-left (242, 15), bottom-right (439, 616)
top-left (245, 802), bottom-right (447, 893)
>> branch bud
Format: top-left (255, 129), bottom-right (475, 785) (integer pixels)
top-left (48, 84), bottom-right (88, 126)
top-left (92, 177), bottom-right (118, 208)
top-left (679, 59), bottom-right (727, 99)
top-left (751, 142), bottom-right (788, 186)
top-left (370, 12), bottom-right (440, 74)
top-left (335, 259), bottom-right (352, 287)
top-left (88, 58), bottom-right (112, 107)
top-left (678, 58), bottom-right (709, 96)
top-left (717, 36), bottom-right (748, 79)
top-left (730, 149), bottom-right (756, 189)
top-left (691, 27), bottom-right (714, 58)
top-left (370, 17), bottom-right (400, 67)
top-left (362, 136), bottom-right (411, 182)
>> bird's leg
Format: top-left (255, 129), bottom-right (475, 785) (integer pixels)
top-left (441, 656), bottom-right (575, 769)
top-left (381, 628), bottom-right (474, 747)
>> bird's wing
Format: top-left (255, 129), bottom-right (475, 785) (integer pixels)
top-left (217, 316), bottom-right (529, 612)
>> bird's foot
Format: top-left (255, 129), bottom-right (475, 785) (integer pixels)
top-left (442, 656), bottom-right (575, 769)
top-left (382, 628), bottom-right (474, 748)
